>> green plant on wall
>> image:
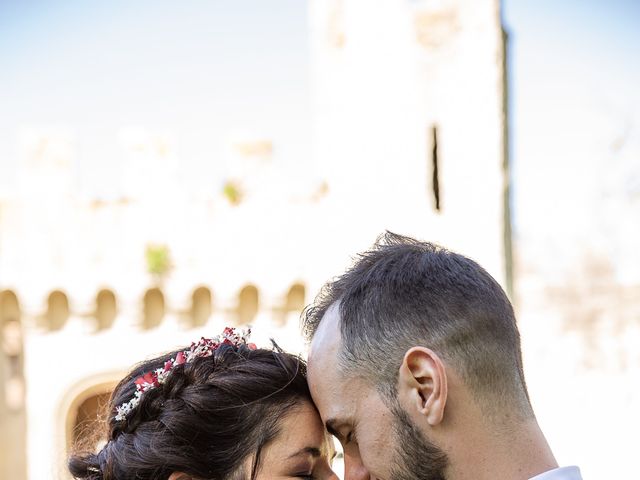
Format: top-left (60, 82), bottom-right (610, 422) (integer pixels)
top-left (145, 244), bottom-right (172, 279)
top-left (222, 180), bottom-right (243, 206)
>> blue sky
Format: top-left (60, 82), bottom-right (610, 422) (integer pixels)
top-left (0, 0), bottom-right (311, 195)
top-left (1, 0), bottom-right (638, 235)
top-left (0, 0), bottom-right (309, 125)
top-left (505, 0), bottom-right (639, 240)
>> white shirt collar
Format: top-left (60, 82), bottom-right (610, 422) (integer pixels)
top-left (529, 466), bottom-right (582, 480)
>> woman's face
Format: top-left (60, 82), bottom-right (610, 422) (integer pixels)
top-left (255, 401), bottom-right (339, 480)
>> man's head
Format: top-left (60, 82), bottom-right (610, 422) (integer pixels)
top-left (304, 232), bottom-right (534, 479)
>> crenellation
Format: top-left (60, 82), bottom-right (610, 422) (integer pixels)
top-left (1, 283), bottom-right (311, 336)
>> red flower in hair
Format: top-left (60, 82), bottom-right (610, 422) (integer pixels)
top-left (175, 351), bottom-right (186, 365)
top-left (135, 372), bottom-right (159, 391)
top-left (115, 327), bottom-right (254, 422)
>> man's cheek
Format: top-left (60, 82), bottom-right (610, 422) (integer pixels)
top-left (359, 437), bottom-right (392, 477)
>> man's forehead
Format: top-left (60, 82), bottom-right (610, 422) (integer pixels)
top-left (307, 303), bottom-right (346, 411)
top-left (309, 302), bottom-right (342, 360)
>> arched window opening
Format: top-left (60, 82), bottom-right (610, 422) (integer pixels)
top-left (47, 290), bottom-right (70, 331)
top-left (190, 287), bottom-right (212, 328)
top-left (285, 283), bottom-right (306, 313)
top-left (274, 283), bottom-right (307, 327)
top-left (143, 288), bottom-right (165, 330)
top-left (0, 291), bottom-right (20, 326)
top-left (237, 285), bottom-right (259, 325)
top-left (430, 125), bottom-right (441, 212)
top-left (95, 289), bottom-right (117, 331)
top-left (69, 392), bottom-right (111, 453)
top-left (1, 290), bottom-right (25, 410)
top-left (0, 290), bottom-right (27, 479)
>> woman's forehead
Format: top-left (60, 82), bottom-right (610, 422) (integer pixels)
top-left (274, 402), bottom-right (329, 449)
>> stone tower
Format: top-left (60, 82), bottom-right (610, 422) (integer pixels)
top-left (309, 0), bottom-right (511, 289)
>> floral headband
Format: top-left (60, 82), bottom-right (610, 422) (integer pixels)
top-left (115, 327), bottom-right (256, 422)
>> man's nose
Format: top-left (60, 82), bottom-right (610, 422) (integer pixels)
top-left (343, 453), bottom-right (370, 480)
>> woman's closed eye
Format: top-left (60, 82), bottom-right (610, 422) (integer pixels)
top-left (289, 467), bottom-right (316, 480)
top-left (288, 461), bottom-right (316, 479)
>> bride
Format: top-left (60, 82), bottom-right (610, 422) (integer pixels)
top-left (68, 327), bottom-right (339, 480)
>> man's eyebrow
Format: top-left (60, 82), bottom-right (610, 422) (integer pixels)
top-left (325, 418), bottom-right (347, 440)
top-left (287, 447), bottom-right (323, 459)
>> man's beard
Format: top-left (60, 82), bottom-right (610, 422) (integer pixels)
top-left (389, 404), bottom-right (448, 480)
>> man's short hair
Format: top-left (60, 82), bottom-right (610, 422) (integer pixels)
top-left (302, 232), bottom-right (532, 417)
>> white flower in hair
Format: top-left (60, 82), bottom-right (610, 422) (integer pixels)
top-left (114, 327), bottom-right (254, 422)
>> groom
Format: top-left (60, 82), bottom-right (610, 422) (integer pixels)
top-left (303, 232), bottom-right (581, 480)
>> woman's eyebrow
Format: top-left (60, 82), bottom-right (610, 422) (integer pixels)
top-left (287, 447), bottom-right (323, 459)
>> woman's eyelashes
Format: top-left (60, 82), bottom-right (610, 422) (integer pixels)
top-left (290, 464), bottom-right (315, 479)
top-left (291, 471), bottom-right (314, 480)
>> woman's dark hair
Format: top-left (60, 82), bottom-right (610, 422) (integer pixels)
top-left (68, 341), bottom-right (310, 480)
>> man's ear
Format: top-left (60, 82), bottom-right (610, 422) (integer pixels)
top-left (397, 346), bottom-right (448, 426)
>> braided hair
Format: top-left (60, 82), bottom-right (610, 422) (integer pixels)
top-left (68, 342), bottom-right (310, 480)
